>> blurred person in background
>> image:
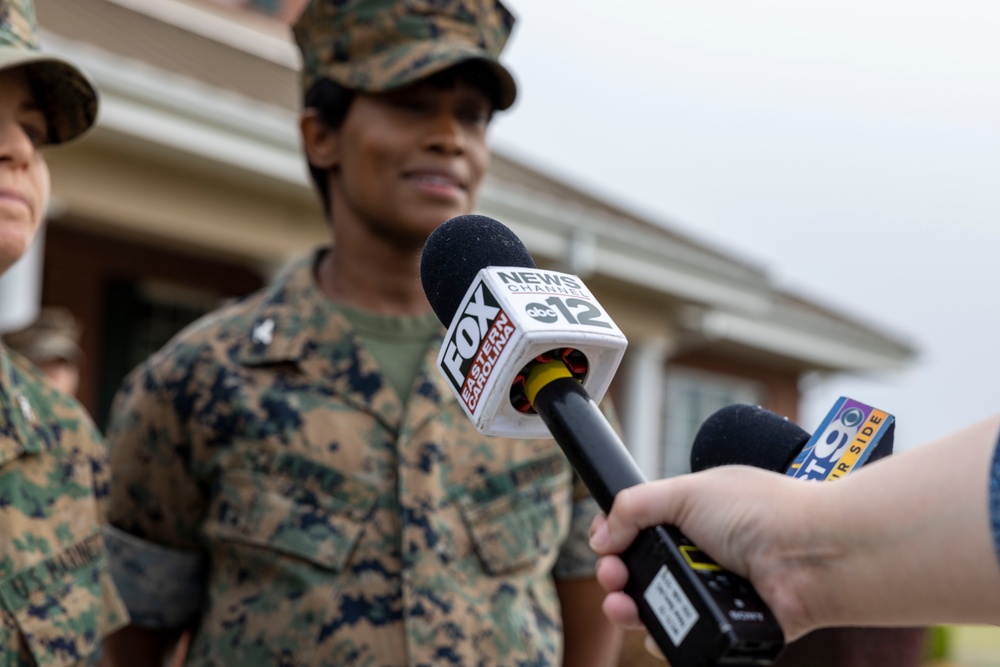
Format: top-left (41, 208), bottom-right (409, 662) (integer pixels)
top-left (101, 1), bottom-right (620, 666)
top-left (0, 0), bottom-right (128, 664)
top-left (4, 305), bottom-right (83, 396)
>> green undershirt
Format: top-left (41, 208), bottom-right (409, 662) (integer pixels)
top-left (336, 305), bottom-right (442, 401)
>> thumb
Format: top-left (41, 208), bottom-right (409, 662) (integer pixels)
top-left (591, 478), bottom-right (688, 554)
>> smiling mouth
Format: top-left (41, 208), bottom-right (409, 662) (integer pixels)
top-left (406, 173), bottom-right (465, 191)
top-left (0, 192), bottom-right (30, 211)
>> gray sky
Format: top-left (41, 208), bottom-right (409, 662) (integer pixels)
top-left (490, 0), bottom-right (1000, 450)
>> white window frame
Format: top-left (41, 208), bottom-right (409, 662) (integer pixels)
top-left (661, 368), bottom-right (763, 478)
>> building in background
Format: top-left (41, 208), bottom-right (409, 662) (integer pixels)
top-left (30, 0), bottom-right (912, 479)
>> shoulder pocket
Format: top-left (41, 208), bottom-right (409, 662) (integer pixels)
top-left (204, 466), bottom-right (378, 572)
top-left (0, 533), bottom-right (127, 666)
top-left (456, 454), bottom-right (572, 575)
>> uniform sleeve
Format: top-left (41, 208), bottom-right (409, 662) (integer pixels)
top-left (75, 406), bottom-right (134, 637)
top-left (105, 358), bottom-right (208, 627)
top-left (79, 412), bottom-right (112, 521)
top-left (552, 479), bottom-right (602, 580)
top-left (104, 525), bottom-right (206, 627)
top-left (990, 429), bottom-right (1000, 566)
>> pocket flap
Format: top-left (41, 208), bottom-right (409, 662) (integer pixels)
top-left (457, 455), bottom-right (571, 575)
top-left (0, 533), bottom-right (123, 667)
top-left (206, 468), bottom-right (378, 572)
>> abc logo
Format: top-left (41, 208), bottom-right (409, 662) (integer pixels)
top-left (526, 303), bottom-right (557, 323)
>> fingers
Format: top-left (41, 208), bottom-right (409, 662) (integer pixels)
top-left (591, 478), bottom-right (686, 554)
top-left (644, 634), bottom-right (668, 661)
top-left (595, 556), bottom-right (644, 630)
top-left (595, 555), bottom-right (629, 592)
top-left (600, 592), bottom-right (643, 629)
top-left (589, 512), bottom-right (608, 553)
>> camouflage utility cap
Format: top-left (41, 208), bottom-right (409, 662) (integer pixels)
top-left (4, 307), bottom-right (83, 365)
top-left (0, 0), bottom-right (98, 144)
top-left (293, 0), bottom-right (517, 110)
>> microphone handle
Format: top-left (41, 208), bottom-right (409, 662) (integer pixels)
top-left (532, 377), bottom-right (646, 512)
top-left (532, 376), bottom-right (784, 667)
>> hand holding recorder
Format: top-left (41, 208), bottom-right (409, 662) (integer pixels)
top-left (593, 411), bottom-right (1000, 649)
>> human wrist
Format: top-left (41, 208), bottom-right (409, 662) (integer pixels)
top-left (756, 479), bottom-right (857, 639)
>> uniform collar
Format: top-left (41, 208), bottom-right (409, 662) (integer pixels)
top-left (0, 344), bottom-right (44, 461)
top-left (236, 250), bottom-right (330, 367)
top-left (234, 248), bottom-right (456, 433)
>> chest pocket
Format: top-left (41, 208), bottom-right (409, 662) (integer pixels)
top-left (204, 465), bottom-right (378, 572)
top-left (0, 533), bottom-right (121, 667)
top-left (456, 453), bottom-right (573, 575)
top-left (193, 459), bottom-right (381, 667)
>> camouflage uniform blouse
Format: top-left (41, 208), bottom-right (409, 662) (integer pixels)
top-left (106, 251), bottom-right (601, 667)
top-left (0, 346), bottom-right (128, 667)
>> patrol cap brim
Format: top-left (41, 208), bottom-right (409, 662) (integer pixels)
top-left (325, 40), bottom-right (517, 111)
top-left (0, 46), bottom-right (98, 146)
top-left (10, 332), bottom-right (81, 364)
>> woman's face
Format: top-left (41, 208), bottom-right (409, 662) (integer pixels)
top-left (324, 77), bottom-right (492, 248)
top-left (0, 67), bottom-right (51, 275)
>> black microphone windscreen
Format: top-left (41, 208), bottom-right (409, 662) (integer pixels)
top-left (420, 214), bottom-right (536, 326)
top-left (868, 426), bottom-right (894, 462)
top-left (690, 404), bottom-right (811, 474)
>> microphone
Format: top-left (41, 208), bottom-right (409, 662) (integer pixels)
top-left (691, 404), bottom-right (810, 474)
top-left (691, 399), bottom-right (895, 477)
top-left (421, 214), bottom-right (628, 441)
top-left (421, 214), bottom-right (785, 667)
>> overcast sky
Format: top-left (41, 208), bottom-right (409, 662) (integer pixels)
top-left (489, 0), bottom-right (1000, 450)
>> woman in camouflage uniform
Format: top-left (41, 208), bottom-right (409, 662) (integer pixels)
top-left (103, 1), bottom-right (621, 666)
top-left (0, 0), bottom-right (127, 664)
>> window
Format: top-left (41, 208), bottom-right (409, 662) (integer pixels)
top-left (98, 279), bottom-right (223, 430)
top-left (661, 368), bottom-right (763, 477)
